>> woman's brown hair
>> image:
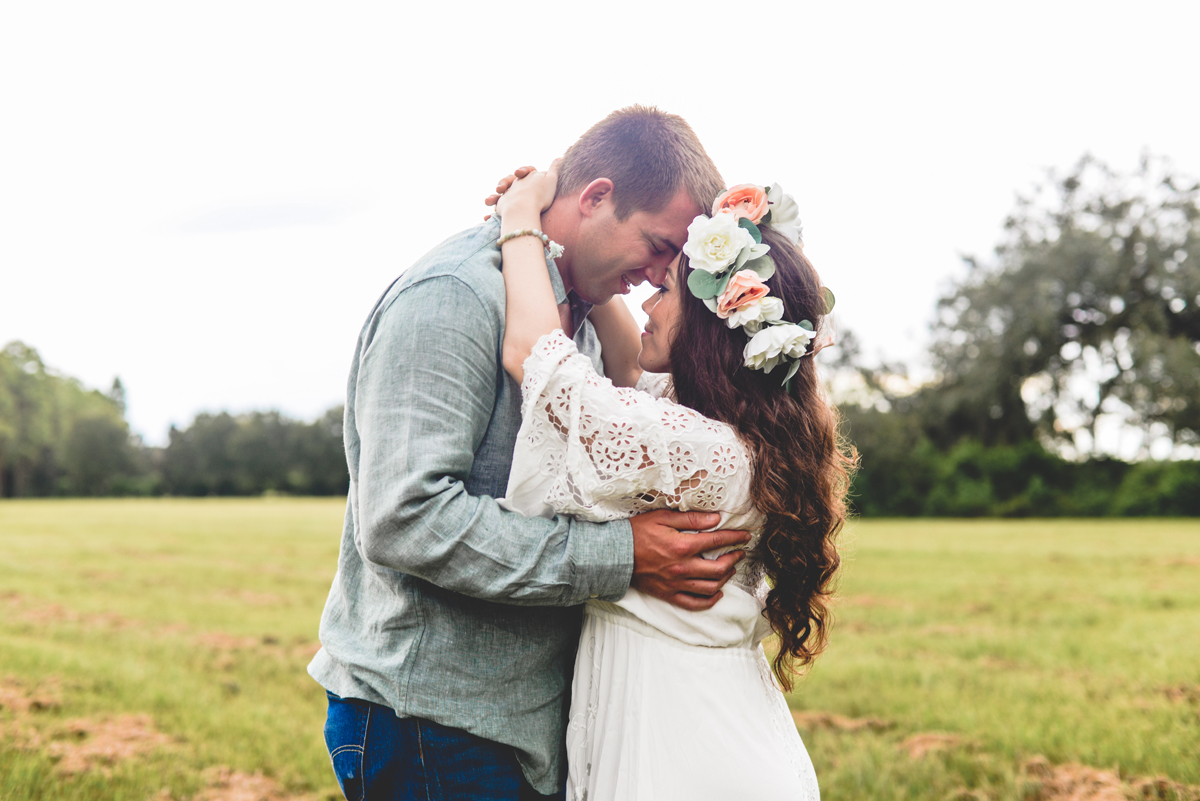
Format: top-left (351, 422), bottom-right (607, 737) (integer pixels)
top-left (668, 225), bottom-right (856, 690)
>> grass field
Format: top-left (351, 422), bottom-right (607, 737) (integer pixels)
top-left (0, 500), bottom-right (1197, 800)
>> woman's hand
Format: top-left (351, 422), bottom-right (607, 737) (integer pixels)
top-left (484, 160), bottom-right (561, 221)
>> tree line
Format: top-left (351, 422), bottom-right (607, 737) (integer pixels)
top-left (834, 154), bottom-right (1200, 516)
top-left (3, 154), bottom-right (1197, 513)
top-left (0, 342), bottom-right (348, 498)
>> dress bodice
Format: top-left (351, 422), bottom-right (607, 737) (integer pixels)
top-left (500, 331), bottom-right (771, 647)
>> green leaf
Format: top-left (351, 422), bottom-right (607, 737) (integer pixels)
top-left (687, 268), bottom-right (725, 299)
top-left (738, 217), bottom-right (762, 244)
top-left (822, 287), bottom-right (836, 314)
top-left (782, 359), bottom-right (802, 385)
top-left (714, 269), bottom-right (734, 298)
top-left (736, 242), bottom-right (770, 270)
top-left (760, 209), bottom-right (773, 226)
top-left (798, 319), bottom-right (814, 332)
top-left (744, 254), bottom-right (776, 281)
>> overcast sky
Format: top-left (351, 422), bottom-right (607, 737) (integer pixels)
top-left (3, 1), bottom-right (1198, 445)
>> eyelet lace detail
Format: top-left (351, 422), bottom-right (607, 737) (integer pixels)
top-left (516, 332), bottom-right (756, 527)
top-left (513, 331), bottom-right (819, 800)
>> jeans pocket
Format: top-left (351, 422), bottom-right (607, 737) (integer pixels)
top-left (324, 692), bottom-right (370, 801)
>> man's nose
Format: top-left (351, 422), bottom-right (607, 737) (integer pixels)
top-left (643, 262), bottom-right (670, 287)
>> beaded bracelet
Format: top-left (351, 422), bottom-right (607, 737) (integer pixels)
top-left (498, 228), bottom-right (565, 259)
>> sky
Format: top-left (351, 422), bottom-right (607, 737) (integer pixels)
top-left (2, 1), bottom-right (1198, 445)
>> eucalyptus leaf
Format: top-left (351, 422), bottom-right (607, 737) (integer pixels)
top-left (736, 242), bottom-right (770, 270)
top-left (714, 269), bottom-right (733, 298)
top-left (744, 254), bottom-right (776, 281)
top-left (798, 319), bottom-right (814, 332)
top-left (822, 287), bottom-right (836, 314)
top-left (687, 268), bottom-right (724, 299)
top-left (760, 209), bottom-right (773, 226)
top-left (782, 359), bottom-right (802, 385)
top-left (738, 217), bottom-right (762, 244)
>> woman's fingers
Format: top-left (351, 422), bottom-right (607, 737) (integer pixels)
top-left (497, 166), bottom-right (536, 193)
top-left (486, 163), bottom-right (557, 217)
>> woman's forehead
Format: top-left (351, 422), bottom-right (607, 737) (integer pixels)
top-left (666, 254), bottom-right (683, 286)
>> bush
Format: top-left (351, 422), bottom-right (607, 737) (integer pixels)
top-left (844, 403), bottom-right (1199, 517)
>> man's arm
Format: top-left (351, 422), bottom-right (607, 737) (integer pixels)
top-left (586, 299), bottom-right (644, 389)
top-left (356, 271), bottom-right (748, 610)
top-left (353, 274), bottom-right (632, 606)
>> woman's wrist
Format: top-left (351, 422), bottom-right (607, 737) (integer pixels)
top-left (499, 208), bottom-right (542, 236)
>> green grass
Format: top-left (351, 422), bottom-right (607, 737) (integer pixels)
top-left (0, 502), bottom-right (1197, 800)
top-left (0, 499), bottom-right (344, 801)
top-left (794, 518), bottom-right (1200, 798)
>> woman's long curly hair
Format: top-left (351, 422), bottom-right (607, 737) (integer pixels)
top-left (668, 225), bottom-right (856, 691)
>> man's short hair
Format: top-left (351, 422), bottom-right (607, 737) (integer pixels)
top-left (557, 105), bottom-right (725, 220)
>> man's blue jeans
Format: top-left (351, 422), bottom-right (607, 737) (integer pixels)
top-left (323, 692), bottom-right (565, 801)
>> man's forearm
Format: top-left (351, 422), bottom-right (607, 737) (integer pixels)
top-left (356, 476), bottom-right (633, 606)
top-left (352, 274), bottom-right (633, 606)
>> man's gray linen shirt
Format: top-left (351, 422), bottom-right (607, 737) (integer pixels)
top-left (308, 217), bottom-right (635, 794)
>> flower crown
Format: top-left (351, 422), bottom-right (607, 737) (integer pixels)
top-left (681, 183), bottom-right (835, 385)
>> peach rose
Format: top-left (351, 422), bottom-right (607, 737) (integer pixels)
top-left (716, 270), bottom-right (771, 318)
top-left (712, 184), bottom-right (769, 224)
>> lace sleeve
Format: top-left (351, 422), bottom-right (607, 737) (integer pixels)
top-left (504, 331), bottom-right (753, 523)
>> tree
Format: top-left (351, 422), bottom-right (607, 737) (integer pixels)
top-left (160, 407), bottom-right (348, 496)
top-left (1, 342), bottom-right (64, 496)
top-left (929, 155), bottom-right (1200, 456)
top-left (0, 341), bottom-right (141, 496)
top-left (61, 413), bottom-right (137, 495)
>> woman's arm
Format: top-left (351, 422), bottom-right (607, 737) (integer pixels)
top-left (497, 167), bottom-right (563, 385)
top-left (588, 298), bottom-right (644, 388)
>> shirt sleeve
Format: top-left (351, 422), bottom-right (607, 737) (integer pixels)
top-left (352, 276), bottom-right (633, 606)
top-left (506, 331), bottom-right (754, 522)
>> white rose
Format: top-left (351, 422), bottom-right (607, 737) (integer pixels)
top-left (742, 323), bottom-right (814, 373)
top-left (727, 296), bottom-right (784, 332)
top-left (765, 183), bottom-right (802, 243)
top-left (682, 213), bottom-right (755, 274)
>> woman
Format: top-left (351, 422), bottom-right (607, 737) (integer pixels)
top-left (493, 166), bottom-right (853, 801)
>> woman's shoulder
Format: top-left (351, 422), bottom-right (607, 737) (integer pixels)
top-left (634, 370), bottom-right (671, 399)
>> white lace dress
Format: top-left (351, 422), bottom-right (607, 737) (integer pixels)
top-left (501, 331), bottom-right (820, 801)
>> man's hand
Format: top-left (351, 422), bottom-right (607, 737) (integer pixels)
top-left (483, 160), bottom-right (561, 220)
top-left (484, 165), bottom-right (535, 218)
top-left (629, 510), bottom-right (750, 611)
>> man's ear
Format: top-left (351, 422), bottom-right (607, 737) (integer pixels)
top-left (577, 178), bottom-right (614, 218)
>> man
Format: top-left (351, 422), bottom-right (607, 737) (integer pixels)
top-left (309, 106), bottom-right (746, 800)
